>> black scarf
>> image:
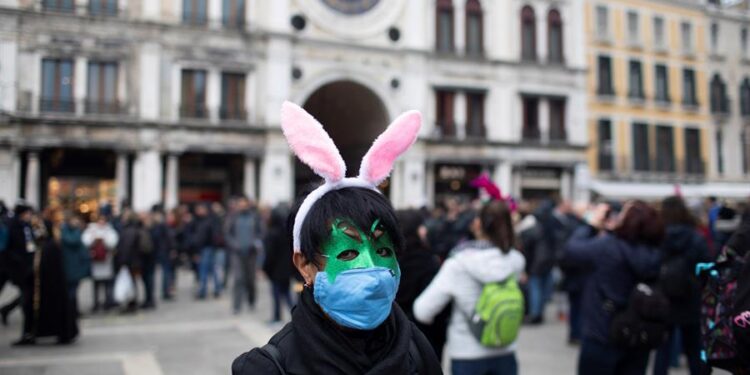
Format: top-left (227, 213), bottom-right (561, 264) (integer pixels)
top-left (292, 287), bottom-right (415, 375)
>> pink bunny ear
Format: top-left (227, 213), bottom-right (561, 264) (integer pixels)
top-left (358, 110), bottom-right (421, 186)
top-left (281, 101), bottom-right (346, 182)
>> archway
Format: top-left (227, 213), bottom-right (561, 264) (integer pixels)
top-left (295, 80), bottom-right (390, 195)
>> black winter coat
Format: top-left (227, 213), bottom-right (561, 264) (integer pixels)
top-left (232, 288), bottom-right (443, 375)
top-left (4, 218), bottom-right (35, 285)
top-left (661, 224), bottom-right (710, 325)
top-left (262, 226), bottom-right (293, 283)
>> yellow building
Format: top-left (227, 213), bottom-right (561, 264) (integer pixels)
top-left (585, 0), bottom-right (715, 199)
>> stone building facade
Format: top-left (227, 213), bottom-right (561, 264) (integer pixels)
top-left (0, 0), bottom-right (589, 213)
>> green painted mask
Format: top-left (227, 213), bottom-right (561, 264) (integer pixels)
top-left (319, 218), bottom-right (400, 283)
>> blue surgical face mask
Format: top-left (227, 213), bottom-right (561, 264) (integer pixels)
top-left (313, 267), bottom-right (400, 330)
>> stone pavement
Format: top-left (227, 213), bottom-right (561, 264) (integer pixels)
top-left (0, 270), bottom-right (706, 374)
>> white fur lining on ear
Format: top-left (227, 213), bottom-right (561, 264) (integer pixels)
top-left (292, 177), bottom-right (380, 252)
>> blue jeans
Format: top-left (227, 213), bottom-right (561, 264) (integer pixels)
top-left (528, 272), bottom-right (555, 319)
top-left (452, 353), bottom-right (518, 375)
top-left (198, 247), bottom-right (222, 298)
top-left (158, 252), bottom-right (175, 298)
top-left (271, 280), bottom-right (293, 321)
top-left (578, 339), bottom-right (649, 375)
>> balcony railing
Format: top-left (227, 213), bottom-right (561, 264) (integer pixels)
top-left (85, 100), bottom-right (125, 115)
top-left (219, 107), bottom-right (247, 121)
top-left (180, 104), bottom-right (209, 119)
top-left (40, 98), bottom-right (75, 113)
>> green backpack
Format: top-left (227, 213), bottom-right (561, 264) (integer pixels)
top-left (464, 278), bottom-right (525, 347)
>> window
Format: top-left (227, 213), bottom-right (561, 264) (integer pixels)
top-left (628, 60), bottom-right (644, 99)
top-left (655, 64), bottom-right (670, 103)
top-left (596, 5), bottom-right (608, 37)
top-left (521, 5), bottom-right (536, 61)
top-left (627, 11), bottom-right (639, 44)
top-left (522, 96), bottom-right (540, 141)
top-left (181, 69), bottom-right (207, 118)
top-left (547, 9), bottom-right (563, 63)
top-left (740, 78), bottom-right (750, 116)
top-left (655, 126), bottom-right (675, 172)
top-left (684, 128), bottom-right (703, 174)
top-left (183, 0), bottom-right (207, 25)
top-left (710, 74), bottom-right (729, 114)
top-left (40, 58), bottom-right (74, 113)
top-left (632, 123), bottom-right (650, 171)
top-left (653, 16), bottom-right (665, 49)
top-left (711, 22), bottom-right (719, 53)
top-left (549, 98), bottom-right (566, 142)
top-left (222, 0), bottom-right (245, 28)
top-left (466, 92), bottom-right (486, 138)
top-left (86, 61), bottom-right (119, 114)
top-left (716, 130), bottom-right (724, 175)
top-left (742, 28), bottom-right (748, 57)
top-left (465, 0), bottom-right (483, 56)
top-left (220, 73), bottom-right (245, 120)
top-left (681, 21), bottom-right (693, 54)
top-left (598, 119), bottom-right (614, 171)
top-left (436, 0), bottom-right (454, 53)
top-left (597, 55), bottom-right (614, 96)
top-left (89, 0), bottom-right (117, 16)
top-left (683, 68), bottom-right (697, 106)
top-left (435, 90), bottom-right (455, 137)
top-left (43, 0), bottom-right (74, 12)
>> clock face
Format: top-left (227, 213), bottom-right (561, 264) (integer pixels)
top-left (321, 0), bottom-right (381, 15)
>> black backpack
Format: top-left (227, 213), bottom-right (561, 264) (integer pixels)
top-left (608, 282), bottom-right (671, 350)
top-left (660, 255), bottom-right (699, 301)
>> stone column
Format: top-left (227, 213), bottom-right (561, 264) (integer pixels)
top-left (493, 161), bottom-right (513, 198)
top-left (0, 149), bottom-right (20, 204)
top-left (539, 99), bottom-right (550, 144)
top-left (243, 156), bottom-right (257, 200)
top-left (561, 168), bottom-right (572, 201)
top-left (132, 150), bottom-right (163, 212)
top-left (115, 152), bottom-right (130, 210)
top-left (573, 163), bottom-right (592, 203)
top-left (139, 43), bottom-right (161, 120)
top-left (401, 158), bottom-right (428, 208)
top-left (24, 151), bottom-right (40, 209)
top-left (454, 92), bottom-right (467, 139)
top-left (259, 134), bottom-right (292, 205)
top-left (74, 56), bottom-right (87, 116)
top-left (425, 161), bottom-right (435, 208)
top-left (165, 153), bottom-right (180, 210)
top-left (207, 68), bottom-right (221, 124)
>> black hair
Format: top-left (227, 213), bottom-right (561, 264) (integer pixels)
top-left (290, 187), bottom-right (404, 266)
top-left (395, 209), bottom-right (427, 254)
top-left (479, 200), bottom-right (516, 253)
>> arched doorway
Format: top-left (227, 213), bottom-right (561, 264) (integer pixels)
top-left (295, 80), bottom-right (390, 195)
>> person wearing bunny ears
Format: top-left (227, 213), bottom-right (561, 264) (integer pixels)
top-left (231, 102), bottom-right (443, 374)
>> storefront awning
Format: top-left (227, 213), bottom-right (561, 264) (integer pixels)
top-left (590, 180), bottom-right (749, 200)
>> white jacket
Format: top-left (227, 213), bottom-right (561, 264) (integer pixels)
top-left (82, 223), bottom-right (119, 280)
top-left (413, 242), bottom-right (526, 360)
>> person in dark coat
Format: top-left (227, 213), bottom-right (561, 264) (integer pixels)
top-left (0, 201), bottom-right (28, 326)
top-left (232, 188), bottom-right (443, 375)
top-left (116, 212), bottom-right (151, 312)
top-left (60, 214), bottom-right (91, 317)
top-left (261, 203), bottom-right (294, 322)
top-left (564, 201), bottom-right (664, 375)
top-left (14, 212), bottom-right (78, 345)
top-left (395, 209), bottom-right (450, 361)
top-left (518, 200), bottom-right (559, 324)
top-left (149, 210), bottom-right (176, 302)
top-left (193, 203), bottom-right (222, 299)
top-left (653, 196), bottom-right (709, 375)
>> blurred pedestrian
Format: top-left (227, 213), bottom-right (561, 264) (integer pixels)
top-left (226, 196), bottom-right (263, 312)
top-left (653, 196), bottom-right (709, 375)
top-left (60, 213), bottom-right (91, 317)
top-left (193, 203), bottom-right (222, 299)
top-left (395, 209), bottom-right (450, 362)
top-left (82, 213), bottom-right (119, 312)
top-left (115, 212), bottom-right (152, 312)
top-left (518, 200), bottom-right (558, 325)
top-left (2, 201), bottom-right (35, 335)
top-left (261, 203), bottom-right (294, 321)
top-left (150, 210), bottom-right (176, 301)
top-left (564, 201), bottom-right (663, 375)
top-left (414, 200), bottom-right (526, 375)
top-left (212, 202), bottom-right (229, 289)
top-left (14, 210), bottom-right (78, 345)
top-left (139, 213), bottom-right (158, 309)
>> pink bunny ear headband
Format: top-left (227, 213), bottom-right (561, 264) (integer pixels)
top-left (470, 173), bottom-right (518, 212)
top-left (281, 101), bottom-right (422, 252)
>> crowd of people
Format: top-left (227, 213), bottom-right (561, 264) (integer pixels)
top-left (0, 191), bottom-right (748, 374)
top-left (0, 195), bottom-right (295, 346)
